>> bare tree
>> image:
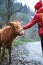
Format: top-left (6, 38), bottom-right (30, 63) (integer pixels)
top-left (6, 0), bottom-right (23, 24)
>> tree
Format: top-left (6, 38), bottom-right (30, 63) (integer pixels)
top-left (6, 0), bottom-right (24, 24)
top-left (0, 0), bottom-right (33, 26)
top-left (0, 0), bottom-right (24, 25)
top-left (6, 0), bottom-right (15, 23)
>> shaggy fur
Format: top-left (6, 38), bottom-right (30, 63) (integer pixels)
top-left (0, 20), bottom-right (23, 63)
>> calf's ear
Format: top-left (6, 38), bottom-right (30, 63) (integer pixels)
top-left (8, 22), bottom-right (11, 25)
top-left (8, 22), bottom-right (14, 28)
top-left (8, 22), bottom-right (13, 26)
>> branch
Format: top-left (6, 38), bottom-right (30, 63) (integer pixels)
top-left (8, 6), bottom-right (24, 18)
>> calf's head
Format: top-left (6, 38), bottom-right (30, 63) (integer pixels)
top-left (8, 20), bottom-right (24, 36)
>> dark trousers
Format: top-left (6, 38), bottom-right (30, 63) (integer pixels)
top-left (40, 36), bottom-right (43, 53)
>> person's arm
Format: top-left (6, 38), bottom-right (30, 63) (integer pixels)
top-left (23, 14), bottom-right (38, 30)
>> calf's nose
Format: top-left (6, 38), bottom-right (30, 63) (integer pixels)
top-left (19, 30), bottom-right (24, 36)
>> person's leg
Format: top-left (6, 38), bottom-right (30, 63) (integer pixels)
top-left (40, 36), bottom-right (43, 55)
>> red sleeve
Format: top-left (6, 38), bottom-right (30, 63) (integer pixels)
top-left (23, 14), bottom-right (38, 30)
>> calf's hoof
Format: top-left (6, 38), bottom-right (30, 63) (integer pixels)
top-left (9, 61), bottom-right (12, 64)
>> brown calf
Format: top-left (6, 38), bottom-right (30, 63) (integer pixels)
top-left (0, 20), bottom-right (24, 63)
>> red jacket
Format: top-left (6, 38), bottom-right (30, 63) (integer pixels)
top-left (23, 13), bottom-right (43, 36)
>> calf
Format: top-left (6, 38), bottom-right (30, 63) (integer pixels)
top-left (0, 20), bottom-right (24, 63)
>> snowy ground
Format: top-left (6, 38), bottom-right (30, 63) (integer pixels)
top-left (0, 41), bottom-right (43, 65)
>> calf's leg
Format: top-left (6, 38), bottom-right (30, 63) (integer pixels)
top-left (0, 46), bottom-right (1, 54)
top-left (1, 43), bottom-right (6, 62)
top-left (8, 44), bottom-right (12, 63)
